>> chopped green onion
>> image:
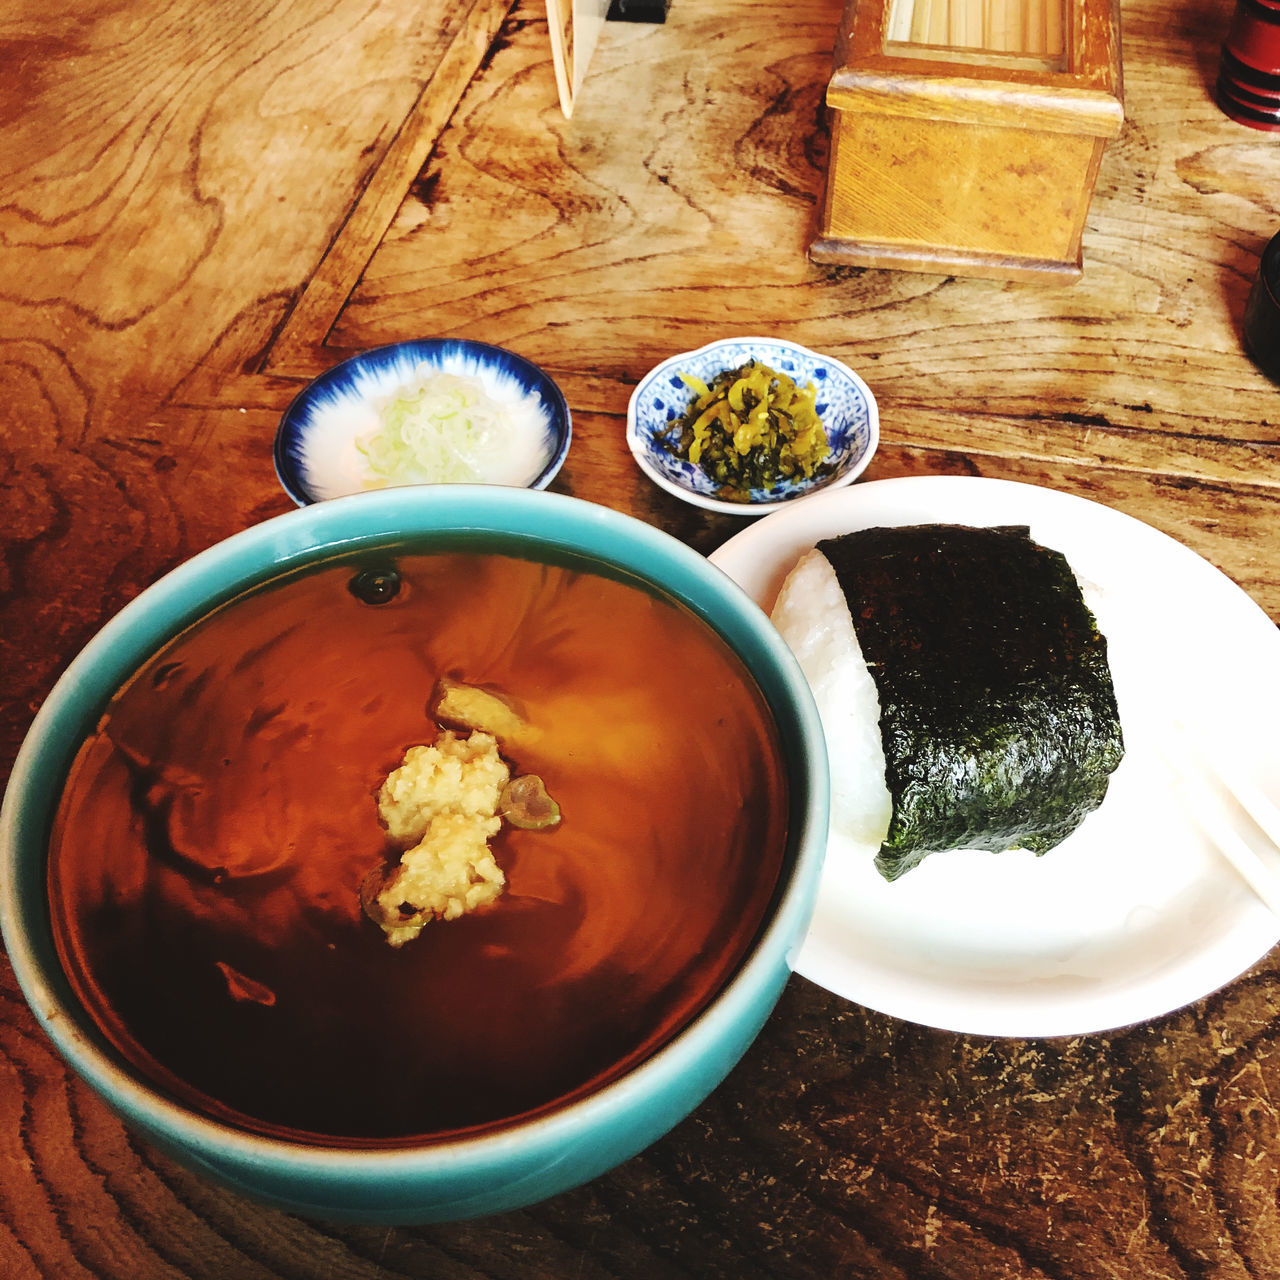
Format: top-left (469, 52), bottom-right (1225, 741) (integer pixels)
top-left (357, 371), bottom-right (511, 487)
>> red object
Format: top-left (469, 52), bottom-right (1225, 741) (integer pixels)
top-left (1218, 0), bottom-right (1280, 129)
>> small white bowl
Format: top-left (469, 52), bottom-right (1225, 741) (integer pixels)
top-left (274, 339), bottom-right (572, 505)
top-left (626, 337), bottom-right (878, 515)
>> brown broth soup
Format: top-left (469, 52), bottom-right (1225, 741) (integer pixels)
top-left (47, 548), bottom-right (789, 1146)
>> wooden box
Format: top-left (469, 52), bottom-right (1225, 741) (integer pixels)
top-left (811, 0), bottom-right (1124, 281)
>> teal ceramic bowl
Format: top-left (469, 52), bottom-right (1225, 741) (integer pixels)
top-left (0, 486), bottom-right (828, 1224)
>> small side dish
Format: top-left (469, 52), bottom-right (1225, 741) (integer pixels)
top-left (274, 339), bottom-right (572, 504)
top-left (627, 337), bottom-right (878, 515)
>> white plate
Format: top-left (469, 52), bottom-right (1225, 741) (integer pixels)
top-left (709, 475), bottom-right (1280, 1037)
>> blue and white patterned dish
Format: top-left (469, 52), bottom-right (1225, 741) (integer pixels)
top-left (274, 339), bottom-right (572, 505)
top-left (626, 337), bottom-right (878, 516)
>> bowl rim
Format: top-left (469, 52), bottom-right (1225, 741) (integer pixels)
top-left (625, 335), bottom-right (879, 516)
top-left (0, 485), bottom-right (829, 1184)
top-left (273, 338), bottom-right (574, 507)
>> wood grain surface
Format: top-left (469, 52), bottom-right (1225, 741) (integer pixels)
top-left (3, 0), bottom-right (1280, 1275)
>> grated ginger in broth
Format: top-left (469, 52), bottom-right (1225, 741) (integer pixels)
top-left (361, 690), bottom-right (562, 947)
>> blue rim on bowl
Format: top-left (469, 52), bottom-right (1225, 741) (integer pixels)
top-left (626, 337), bottom-right (879, 515)
top-left (274, 339), bottom-right (572, 505)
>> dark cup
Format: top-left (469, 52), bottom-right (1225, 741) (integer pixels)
top-left (1244, 231), bottom-right (1280, 383)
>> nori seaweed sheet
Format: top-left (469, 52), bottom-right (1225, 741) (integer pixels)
top-left (817, 524), bottom-right (1125, 881)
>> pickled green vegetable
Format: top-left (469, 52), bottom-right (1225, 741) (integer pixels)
top-left (659, 360), bottom-right (830, 498)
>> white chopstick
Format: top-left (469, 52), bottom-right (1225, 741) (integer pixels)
top-left (1220, 754), bottom-right (1280, 852)
top-left (1160, 726), bottom-right (1280, 920)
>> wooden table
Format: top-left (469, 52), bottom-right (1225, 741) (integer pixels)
top-left (3, 0), bottom-right (1279, 1275)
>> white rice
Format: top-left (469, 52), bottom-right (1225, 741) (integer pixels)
top-left (770, 548), bottom-right (892, 850)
